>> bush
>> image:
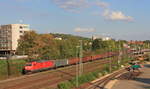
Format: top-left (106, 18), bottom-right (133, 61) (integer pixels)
top-left (92, 70), bottom-right (100, 78)
top-left (103, 64), bottom-right (110, 72)
top-left (58, 70), bottom-right (101, 89)
top-left (58, 81), bottom-right (73, 89)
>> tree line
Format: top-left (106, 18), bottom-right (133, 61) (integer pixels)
top-left (16, 31), bottom-right (129, 60)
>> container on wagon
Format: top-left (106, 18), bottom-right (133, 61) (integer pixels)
top-left (55, 59), bottom-right (68, 67)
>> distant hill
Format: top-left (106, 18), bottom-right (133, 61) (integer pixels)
top-left (50, 33), bottom-right (91, 41)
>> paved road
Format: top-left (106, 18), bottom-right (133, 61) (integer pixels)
top-left (111, 64), bottom-right (150, 89)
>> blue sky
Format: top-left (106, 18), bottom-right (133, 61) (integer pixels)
top-left (0, 0), bottom-right (150, 40)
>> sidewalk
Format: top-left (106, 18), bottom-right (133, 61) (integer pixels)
top-left (111, 64), bottom-right (150, 89)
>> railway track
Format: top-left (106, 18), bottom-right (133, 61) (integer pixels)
top-left (76, 64), bottom-right (143, 89)
top-left (84, 69), bottom-right (126, 89)
top-left (74, 68), bottom-right (126, 89)
top-left (0, 57), bottom-right (119, 89)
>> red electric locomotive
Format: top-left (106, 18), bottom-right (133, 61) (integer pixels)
top-left (23, 60), bottom-right (55, 74)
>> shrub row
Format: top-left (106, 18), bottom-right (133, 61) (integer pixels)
top-left (58, 70), bottom-right (100, 89)
top-left (0, 60), bottom-right (26, 80)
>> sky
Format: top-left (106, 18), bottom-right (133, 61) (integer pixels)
top-left (0, 0), bottom-right (150, 40)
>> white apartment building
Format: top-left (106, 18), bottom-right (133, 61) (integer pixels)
top-left (92, 35), bottom-right (112, 41)
top-left (0, 24), bottom-right (30, 55)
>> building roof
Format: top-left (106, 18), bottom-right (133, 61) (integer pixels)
top-left (0, 24), bottom-right (29, 26)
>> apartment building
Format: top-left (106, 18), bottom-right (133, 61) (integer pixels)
top-left (0, 24), bottom-right (30, 55)
top-left (92, 35), bottom-right (112, 41)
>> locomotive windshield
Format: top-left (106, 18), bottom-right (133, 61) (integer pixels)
top-left (25, 63), bottom-right (32, 66)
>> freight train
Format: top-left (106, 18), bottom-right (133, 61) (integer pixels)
top-left (22, 52), bottom-right (118, 74)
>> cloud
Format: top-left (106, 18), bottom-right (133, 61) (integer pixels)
top-left (96, 1), bottom-right (109, 8)
top-left (74, 27), bottom-right (96, 32)
top-left (52, 0), bottom-right (109, 12)
top-left (52, 0), bottom-right (134, 22)
top-left (103, 10), bottom-right (134, 21)
top-left (52, 0), bottom-right (89, 12)
top-left (19, 19), bottom-right (23, 23)
top-left (16, 0), bottom-right (41, 1)
top-left (16, 0), bottom-right (134, 22)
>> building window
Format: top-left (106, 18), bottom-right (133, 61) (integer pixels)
top-left (20, 26), bottom-right (23, 29)
top-left (20, 26), bottom-right (28, 29)
top-left (20, 31), bottom-right (23, 33)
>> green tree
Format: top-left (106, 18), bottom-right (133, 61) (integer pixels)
top-left (17, 31), bottom-right (39, 59)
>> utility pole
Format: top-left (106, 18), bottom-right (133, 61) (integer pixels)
top-left (6, 52), bottom-right (10, 78)
top-left (118, 40), bottom-right (121, 67)
top-left (79, 40), bottom-right (83, 76)
top-left (109, 46), bottom-right (112, 73)
top-left (148, 43), bottom-right (150, 61)
top-left (76, 46), bottom-right (79, 88)
top-left (76, 40), bottom-right (83, 88)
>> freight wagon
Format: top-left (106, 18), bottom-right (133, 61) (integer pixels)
top-left (68, 58), bottom-right (80, 65)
